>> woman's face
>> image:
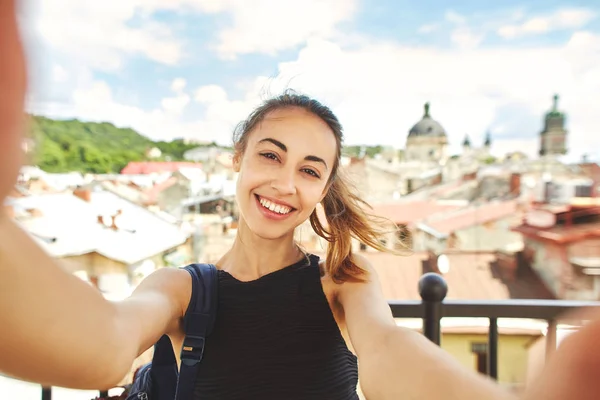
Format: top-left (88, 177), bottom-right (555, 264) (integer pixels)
top-left (233, 107), bottom-right (338, 240)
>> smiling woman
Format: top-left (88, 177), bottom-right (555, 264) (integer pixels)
top-left (6, 1), bottom-right (600, 397)
top-left (230, 93), bottom-right (402, 283)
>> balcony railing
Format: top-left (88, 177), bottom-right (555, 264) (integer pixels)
top-left (40, 272), bottom-right (600, 399)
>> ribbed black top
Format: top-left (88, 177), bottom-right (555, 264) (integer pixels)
top-left (193, 254), bottom-right (359, 400)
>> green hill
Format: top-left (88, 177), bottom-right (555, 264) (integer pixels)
top-left (28, 115), bottom-right (211, 173)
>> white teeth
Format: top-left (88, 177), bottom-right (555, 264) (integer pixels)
top-left (258, 197), bottom-right (292, 214)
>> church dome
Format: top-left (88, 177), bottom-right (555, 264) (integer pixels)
top-left (408, 102), bottom-right (447, 138)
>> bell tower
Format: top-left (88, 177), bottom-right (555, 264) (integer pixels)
top-left (539, 94), bottom-right (567, 156)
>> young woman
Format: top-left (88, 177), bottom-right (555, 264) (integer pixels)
top-left (2, 1), bottom-right (600, 399)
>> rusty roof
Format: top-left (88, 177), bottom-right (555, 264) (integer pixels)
top-left (314, 251), bottom-right (554, 301)
top-left (420, 200), bottom-right (519, 236)
top-left (371, 201), bottom-right (463, 225)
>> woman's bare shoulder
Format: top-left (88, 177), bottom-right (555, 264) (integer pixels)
top-left (133, 267), bottom-right (192, 315)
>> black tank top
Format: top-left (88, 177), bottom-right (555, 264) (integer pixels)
top-left (192, 254), bottom-right (359, 400)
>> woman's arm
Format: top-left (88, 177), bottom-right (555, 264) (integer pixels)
top-left (337, 254), bottom-right (515, 400)
top-left (0, 2), bottom-right (193, 390)
top-left (0, 214), bottom-right (191, 390)
top-left (521, 308), bottom-right (600, 400)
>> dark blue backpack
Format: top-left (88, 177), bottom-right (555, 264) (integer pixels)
top-left (126, 263), bottom-right (218, 400)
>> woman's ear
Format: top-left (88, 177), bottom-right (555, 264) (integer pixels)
top-left (232, 152), bottom-right (242, 172)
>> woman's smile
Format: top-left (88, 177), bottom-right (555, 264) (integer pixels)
top-left (254, 194), bottom-right (297, 220)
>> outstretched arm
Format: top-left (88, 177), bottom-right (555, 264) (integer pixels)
top-left (0, 214), bottom-right (192, 389)
top-left (338, 254), bottom-right (515, 400)
top-left (0, 0), bottom-right (192, 390)
top-left (521, 308), bottom-right (600, 400)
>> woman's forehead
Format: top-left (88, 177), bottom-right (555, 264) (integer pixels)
top-left (251, 108), bottom-right (337, 144)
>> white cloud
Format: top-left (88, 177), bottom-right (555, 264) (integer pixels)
top-left (191, 0), bottom-right (359, 59)
top-left (45, 0), bottom-right (358, 60)
top-left (179, 34), bottom-right (599, 161)
top-left (163, 78), bottom-right (192, 114)
top-left (195, 85), bottom-right (229, 104)
top-left (31, 31), bottom-right (600, 162)
top-left (445, 10), bottom-right (467, 25)
top-left (450, 27), bottom-right (485, 49)
top-left (51, 64), bottom-right (68, 83)
top-left (161, 93), bottom-right (191, 116)
top-left (24, 2), bottom-right (600, 164)
top-left (442, 10), bottom-right (485, 50)
top-left (498, 8), bottom-right (596, 39)
top-left (418, 24), bottom-right (438, 34)
top-left (170, 78), bottom-right (187, 93)
top-left (23, 0), bottom-right (183, 71)
top-left (32, 79), bottom-right (213, 142)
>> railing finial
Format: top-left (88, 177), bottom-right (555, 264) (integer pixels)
top-left (418, 272), bottom-right (448, 302)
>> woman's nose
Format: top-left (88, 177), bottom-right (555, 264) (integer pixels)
top-left (270, 170), bottom-right (297, 195)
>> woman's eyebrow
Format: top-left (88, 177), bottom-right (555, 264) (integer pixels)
top-left (258, 137), bottom-right (328, 170)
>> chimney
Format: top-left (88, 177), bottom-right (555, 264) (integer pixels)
top-left (73, 187), bottom-right (92, 202)
top-left (509, 173), bottom-right (521, 197)
top-left (421, 251), bottom-right (438, 274)
top-left (493, 251), bottom-right (518, 281)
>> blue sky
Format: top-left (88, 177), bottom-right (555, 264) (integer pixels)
top-left (21, 0), bottom-right (600, 161)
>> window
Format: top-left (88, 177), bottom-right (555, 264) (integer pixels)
top-left (471, 342), bottom-right (488, 374)
top-left (575, 185), bottom-right (592, 197)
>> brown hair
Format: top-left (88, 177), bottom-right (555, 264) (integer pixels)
top-left (233, 90), bottom-right (410, 283)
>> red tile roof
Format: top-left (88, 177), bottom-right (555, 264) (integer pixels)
top-left (314, 251), bottom-right (553, 301)
top-left (121, 162), bottom-right (202, 175)
top-left (514, 204), bottom-right (600, 243)
top-left (514, 220), bottom-right (600, 244)
top-left (372, 201), bottom-right (463, 225)
top-left (312, 200), bottom-right (463, 229)
top-left (422, 200), bottom-right (519, 235)
top-left (144, 177), bottom-right (178, 204)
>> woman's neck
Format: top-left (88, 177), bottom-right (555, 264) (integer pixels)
top-left (216, 218), bottom-right (306, 281)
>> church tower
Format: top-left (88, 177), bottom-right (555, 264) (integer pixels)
top-left (539, 94), bottom-right (568, 156)
top-left (462, 134), bottom-right (471, 157)
top-left (484, 131), bottom-right (491, 150)
top-left (462, 134), bottom-right (471, 149)
top-left (405, 102), bottom-right (448, 163)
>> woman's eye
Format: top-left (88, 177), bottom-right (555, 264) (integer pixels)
top-left (303, 169), bottom-right (320, 178)
top-left (260, 152), bottom-right (279, 161)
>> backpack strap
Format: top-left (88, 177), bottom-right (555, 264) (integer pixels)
top-left (148, 335), bottom-right (178, 398)
top-left (175, 263), bottom-right (218, 400)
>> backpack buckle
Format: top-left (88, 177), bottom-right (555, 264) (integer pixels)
top-left (181, 335), bottom-right (206, 366)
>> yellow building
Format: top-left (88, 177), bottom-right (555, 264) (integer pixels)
top-left (439, 327), bottom-right (541, 391)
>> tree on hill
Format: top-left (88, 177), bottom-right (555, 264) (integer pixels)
top-left (28, 116), bottom-right (216, 173)
top-left (343, 145), bottom-right (384, 158)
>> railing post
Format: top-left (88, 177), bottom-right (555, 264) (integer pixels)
top-left (418, 272), bottom-right (448, 345)
top-left (545, 319), bottom-right (557, 360)
top-left (488, 317), bottom-right (498, 380)
top-left (41, 387), bottom-right (52, 400)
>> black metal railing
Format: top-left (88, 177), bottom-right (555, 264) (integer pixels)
top-left (39, 272), bottom-right (600, 398)
top-left (391, 273), bottom-right (600, 380)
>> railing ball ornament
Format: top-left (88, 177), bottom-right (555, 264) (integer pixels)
top-left (418, 272), bottom-right (448, 303)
